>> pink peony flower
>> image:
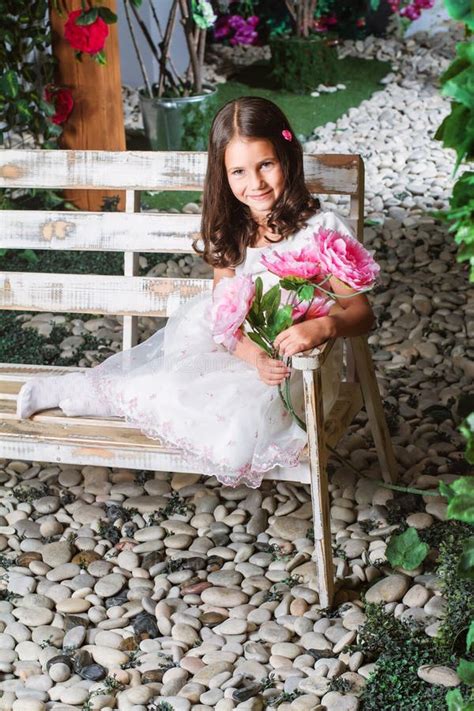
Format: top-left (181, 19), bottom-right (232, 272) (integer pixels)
top-left (312, 228), bottom-right (380, 290)
top-left (292, 295), bottom-right (332, 322)
top-left (261, 245), bottom-right (323, 281)
top-left (210, 275), bottom-right (255, 351)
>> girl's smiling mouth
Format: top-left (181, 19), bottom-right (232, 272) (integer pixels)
top-left (249, 189), bottom-right (272, 200)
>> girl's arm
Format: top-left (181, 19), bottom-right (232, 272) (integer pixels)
top-left (273, 276), bottom-right (375, 358)
top-left (324, 275), bottom-right (375, 339)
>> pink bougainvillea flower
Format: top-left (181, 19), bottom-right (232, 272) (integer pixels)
top-left (64, 9), bottom-right (109, 55)
top-left (312, 228), bottom-right (380, 290)
top-left (281, 129), bottom-right (292, 141)
top-left (210, 275), bottom-right (255, 351)
top-left (291, 295), bottom-right (332, 322)
top-left (261, 245), bottom-right (323, 281)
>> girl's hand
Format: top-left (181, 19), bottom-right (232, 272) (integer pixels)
top-left (255, 352), bottom-right (291, 386)
top-left (274, 317), bottom-right (335, 358)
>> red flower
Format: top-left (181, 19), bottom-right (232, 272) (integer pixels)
top-left (64, 9), bottom-right (109, 55)
top-left (44, 85), bottom-right (74, 125)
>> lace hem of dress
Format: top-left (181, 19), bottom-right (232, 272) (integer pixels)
top-left (88, 372), bottom-right (305, 490)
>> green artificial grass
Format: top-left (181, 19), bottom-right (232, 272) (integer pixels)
top-left (132, 54), bottom-right (391, 212)
top-left (217, 55), bottom-right (391, 137)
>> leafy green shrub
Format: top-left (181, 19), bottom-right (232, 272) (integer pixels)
top-left (355, 605), bottom-right (455, 711)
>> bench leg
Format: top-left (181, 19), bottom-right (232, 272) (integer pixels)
top-left (302, 367), bottom-right (334, 609)
top-left (350, 335), bottom-right (399, 484)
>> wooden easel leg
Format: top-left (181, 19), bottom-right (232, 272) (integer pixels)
top-left (302, 367), bottom-right (334, 609)
top-left (350, 335), bottom-right (399, 483)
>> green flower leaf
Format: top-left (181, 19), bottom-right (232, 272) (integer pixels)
top-left (268, 305), bottom-right (293, 340)
top-left (457, 537), bottom-right (474, 580)
top-left (279, 276), bottom-right (305, 290)
top-left (94, 50), bottom-right (107, 66)
top-left (261, 284), bottom-right (281, 320)
top-left (254, 276), bottom-right (263, 306)
top-left (385, 527), bottom-right (429, 570)
top-left (298, 284), bottom-right (315, 301)
top-left (457, 658), bottom-right (474, 686)
top-left (98, 7), bottom-right (118, 24)
top-left (75, 8), bottom-right (99, 26)
top-left (247, 331), bottom-right (272, 355)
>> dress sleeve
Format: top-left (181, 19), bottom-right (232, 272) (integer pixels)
top-left (308, 209), bottom-right (358, 242)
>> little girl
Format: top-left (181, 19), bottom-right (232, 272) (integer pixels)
top-left (17, 97), bottom-right (376, 489)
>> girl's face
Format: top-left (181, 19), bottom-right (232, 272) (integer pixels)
top-left (224, 136), bottom-right (285, 221)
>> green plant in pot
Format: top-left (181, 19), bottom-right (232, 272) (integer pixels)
top-left (269, 1), bottom-right (340, 93)
top-left (123, 0), bottom-right (218, 150)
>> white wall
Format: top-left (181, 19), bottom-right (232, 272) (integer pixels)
top-left (118, 0), bottom-right (189, 89)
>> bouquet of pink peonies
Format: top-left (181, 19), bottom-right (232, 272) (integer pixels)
top-left (210, 227), bottom-right (380, 429)
top-left (211, 227), bottom-right (380, 355)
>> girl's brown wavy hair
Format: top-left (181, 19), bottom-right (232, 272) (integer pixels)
top-left (194, 96), bottom-right (320, 269)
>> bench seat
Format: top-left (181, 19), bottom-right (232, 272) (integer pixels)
top-left (0, 364), bottom-right (362, 482)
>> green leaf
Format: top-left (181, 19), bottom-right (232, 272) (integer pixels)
top-left (444, 0), bottom-right (474, 29)
top-left (457, 658), bottom-right (474, 686)
top-left (298, 284), bottom-right (315, 301)
top-left (247, 331), bottom-right (272, 355)
top-left (385, 527), bottom-right (429, 570)
top-left (447, 476), bottom-right (474, 523)
top-left (279, 277), bottom-right (305, 291)
top-left (445, 688), bottom-right (467, 711)
top-left (442, 67), bottom-right (474, 110)
top-left (75, 8), bottom-right (99, 26)
top-left (261, 284), bottom-right (281, 317)
top-left (268, 305), bottom-right (293, 340)
top-left (98, 7), bottom-right (117, 24)
top-left (466, 621), bottom-right (474, 651)
top-left (370, 0), bottom-right (381, 9)
top-left (16, 99), bottom-right (32, 122)
top-left (129, 0), bottom-right (143, 6)
top-left (457, 537), bottom-right (474, 580)
top-left (20, 249), bottom-right (38, 265)
top-left (94, 50), bottom-right (107, 66)
top-left (439, 480), bottom-right (455, 501)
top-left (247, 304), bottom-right (264, 329)
top-left (254, 276), bottom-right (263, 306)
top-left (0, 70), bottom-right (19, 98)
top-left (460, 413), bottom-right (474, 465)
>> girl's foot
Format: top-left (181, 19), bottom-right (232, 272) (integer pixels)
top-left (16, 377), bottom-right (64, 419)
top-left (59, 395), bottom-right (114, 418)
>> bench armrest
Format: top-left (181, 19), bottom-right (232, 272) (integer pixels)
top-left (291, 338), bottom-right (337, 371)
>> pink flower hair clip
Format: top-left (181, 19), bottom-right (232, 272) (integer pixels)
top-left (281, 129), bottom-right (292, 142)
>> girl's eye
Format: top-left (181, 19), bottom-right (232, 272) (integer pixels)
top-left (232, 169), bottom-right (244, 176)
top-left (262, 161), bottom-right (273, 169)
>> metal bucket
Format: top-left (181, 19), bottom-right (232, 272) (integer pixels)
top-left (139, 87), bottom-right (218, 151)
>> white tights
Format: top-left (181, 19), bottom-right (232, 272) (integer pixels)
top-left (16, 372), bottom-right (115, 419)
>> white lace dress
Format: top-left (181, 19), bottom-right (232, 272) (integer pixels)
top-left (74, 210), bottom-right (353, 488)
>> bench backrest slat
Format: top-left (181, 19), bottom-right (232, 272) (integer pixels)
top-left (0, 273), bottom-right (210, 317)
top-left (0, 151), bottom-right (361, 194)
top-left (0, 210), bottom-right (359, 253)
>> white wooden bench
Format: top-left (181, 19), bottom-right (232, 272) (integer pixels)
top-left (0, 150), bottom-right (397, 607)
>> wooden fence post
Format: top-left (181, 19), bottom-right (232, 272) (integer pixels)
top-left (48, 0), bottom-right (126, 212)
